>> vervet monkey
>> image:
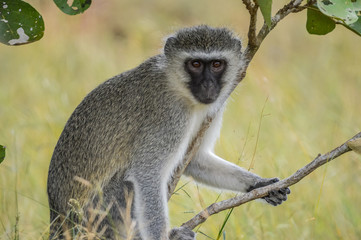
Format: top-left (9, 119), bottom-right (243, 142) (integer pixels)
top-left (47, 25), bottom-right (290, 240)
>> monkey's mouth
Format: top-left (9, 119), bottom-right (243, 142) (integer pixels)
top-left (197, 96), bottom-right (217, 104)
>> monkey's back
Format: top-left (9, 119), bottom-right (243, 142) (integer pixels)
top-left (47, 55), bottom-right (190, 217)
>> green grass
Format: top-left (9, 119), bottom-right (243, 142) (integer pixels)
top-left (0, 0), bottom-right (360, 239)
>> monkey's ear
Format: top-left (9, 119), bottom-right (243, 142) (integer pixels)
top-left (164, 36), bottom-right (177, 57)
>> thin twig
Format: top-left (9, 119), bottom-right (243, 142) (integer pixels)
top-left (257, 0), bottom-right (306, 44)
top-left (241, 0), bottom-right (254, 11)
top-left (181, 132), bottom-right (361, 230)
top-left (248, 7), bottom-right (259, 47)
top-left (242, 0), bottom-right (258, 47)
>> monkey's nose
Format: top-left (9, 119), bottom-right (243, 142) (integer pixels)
top-left (200, 84), bottom-right (218, 104)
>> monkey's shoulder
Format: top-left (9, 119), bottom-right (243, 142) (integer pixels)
top-left (76, 55), bottom-right (167, 105)
top-left (73, 54), bottom-right (185, 119)
top-left (106, 55), bottom-right (167, 88)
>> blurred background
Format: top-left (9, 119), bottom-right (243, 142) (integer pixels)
top-left (0, 0), bottom-right (360, 239)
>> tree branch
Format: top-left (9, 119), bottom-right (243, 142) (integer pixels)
top-left (181, 132), bottom-right (361, 230)
top-left (242, 0), bottom-right (258, 47)
top-left (257, 0), bottom-right (308, 48)
top-left (241, 0), bottom-right (254, 11)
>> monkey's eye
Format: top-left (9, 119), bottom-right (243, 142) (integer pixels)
top-left (211, 60), bottom-right (225, 72)
top-left (212, 61), bottom-right (221, 68)
top-left (187, 60), bottom-right (203, 73)
top-left (191, 60), bottom-right (202, 68)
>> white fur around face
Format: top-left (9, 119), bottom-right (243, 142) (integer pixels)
top-left (162, 105), bottom-right (210, 184)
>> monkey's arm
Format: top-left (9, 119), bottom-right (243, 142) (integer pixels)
top-left (184, 152), bottom-right (261, 192)
top-left (183, 152), bottom-right (290, 206)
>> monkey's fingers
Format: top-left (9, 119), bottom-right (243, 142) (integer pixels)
top-left (263, 187), bottom-right (291, 206)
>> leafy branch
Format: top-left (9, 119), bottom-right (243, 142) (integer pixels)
top-left (1, 0), bottom-right (360, 46)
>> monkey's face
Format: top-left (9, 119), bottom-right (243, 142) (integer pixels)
top-left (163, 26), bottom-right (243, 106)
top-left (185, 58), bottom-right (227, 104)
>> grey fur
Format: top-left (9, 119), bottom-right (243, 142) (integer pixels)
top-left (164, 25), bottom-right (242, 58)
top-left (169, 227), bottom-right (195, 240)
top-left (47, 25), bottom-right (289, 240)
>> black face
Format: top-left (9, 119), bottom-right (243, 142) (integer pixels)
top-left (185, 58), bottom-right (227, 104)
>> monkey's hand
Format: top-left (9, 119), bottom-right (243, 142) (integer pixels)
top-left (169, 227), bottom-right (196, 240)
top-left (247, 178), bottom-right (291, 206)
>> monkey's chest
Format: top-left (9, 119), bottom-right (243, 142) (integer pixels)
top-left (163, 110), bottom-right (208, 182)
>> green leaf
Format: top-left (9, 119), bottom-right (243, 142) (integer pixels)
top-left (216, 208), bottom-right (234, 240)
top-left (317, 0), bottom-right (358, 25)
top-left (307, 7), bottom-right (336, 35)
top-left (54, 0), bottom-right (92, 15)
top-left (344, 15), bottom-right (361, 36)
top-left (258, 0), bottom-right (272, 27)
top-left (0, 145), bottom-right (5, 164)
top-left (0, 0), bottom-right (44, 46)
top-left (353, 0), bottom-right (361, 11)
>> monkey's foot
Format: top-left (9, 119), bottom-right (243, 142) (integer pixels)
top-left (169, 227), bottom-right (196, 240)
top-left (247, 178), bottom-right (291, 206)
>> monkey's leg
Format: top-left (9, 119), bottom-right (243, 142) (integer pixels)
top-left (130, 174), bottom-right (169, 240)
top-left (83, 172), bottom-right (140, 239)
